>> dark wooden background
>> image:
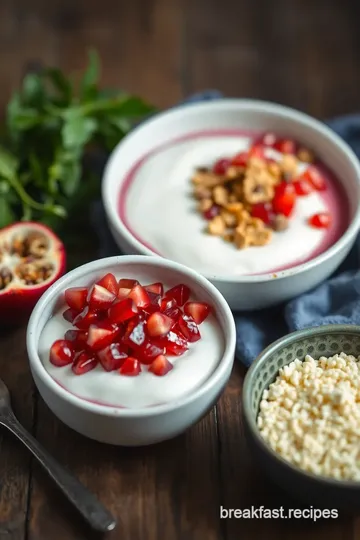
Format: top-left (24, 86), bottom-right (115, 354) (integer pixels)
top-left (1, 0), bottom-right (360, 539)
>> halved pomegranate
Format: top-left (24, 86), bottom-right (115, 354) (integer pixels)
top-left (0, 222), bottom-right (65, 323)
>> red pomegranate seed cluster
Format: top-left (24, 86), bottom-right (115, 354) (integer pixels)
top-left (192, 132), bottom-right (332, 250)
top-left (49, 274), bottom-right (212, 377)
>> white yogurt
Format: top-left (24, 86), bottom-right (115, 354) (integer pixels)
top-left (121, 135), bottom-right (338, 276)
top-left (38, 309), bottom-right (224, 409)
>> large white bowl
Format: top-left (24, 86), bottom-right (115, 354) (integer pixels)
top-left (102, 99), bottom-right (360, 310)
top-left (26, 256), bottom-right (236, 446)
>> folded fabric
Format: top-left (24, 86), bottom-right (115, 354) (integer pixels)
top-left (91, 94), bottom-right (360, 367)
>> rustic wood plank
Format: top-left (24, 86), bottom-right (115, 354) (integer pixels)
top-left (0, 327), bottom-right (34, 540)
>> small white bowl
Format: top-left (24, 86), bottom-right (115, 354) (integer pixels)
top-left (26, 255), bottom-right (236, 446)
top-left (102, 99), bottom-right (360, 310)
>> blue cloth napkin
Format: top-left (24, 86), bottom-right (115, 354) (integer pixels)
top-left (92, 93), bottom-right (360, 366)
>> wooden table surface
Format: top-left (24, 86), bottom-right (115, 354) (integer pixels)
top-left (1, 0), bottom-right (360, 538)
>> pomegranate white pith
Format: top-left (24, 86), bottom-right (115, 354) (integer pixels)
top-left (0, 222), bottom-right (66, 322)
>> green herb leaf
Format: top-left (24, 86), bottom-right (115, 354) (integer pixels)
top-left (80, 50), bottom-right (100, 102)
top-left (62, 109), bottom-right (98, 149)
top-left (0, 146), bottom-right (18, 179)
top-left (22, 73), bottom-right (45, 106)
top-left (44, 68), bottom-right (72, 105)
top-left (0, 197), bottom-right (15, 227)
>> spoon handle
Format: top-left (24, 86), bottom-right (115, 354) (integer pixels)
top-left (2, 411), bottom-right (116, 533)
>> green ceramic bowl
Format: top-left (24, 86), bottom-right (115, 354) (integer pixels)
top-left (242, 324), bottom-right (360, 509)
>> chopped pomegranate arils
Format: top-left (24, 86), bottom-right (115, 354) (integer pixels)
top-left (302, 166), bottom-right (326, 191)
top-left (97, 343), bottom-right (128, 371)
top-left (272, 181), bottom-right (296, 217)
top-left (308, 212), bottom-right (332, 229)
top-left (144, 282), bottom-right (164, 296)
top-left (184, 302), bottom-right (211, 324)
top-left (160, 296), bottom-right (177, 312)
top-left (119, 357), bottom-right (141, 376)
top-left (178, 315), bottom-right (201, 342)
top-left (63, 308), bottom-right (79, 323)
top-left (149, 355), bottom-right (173, 376)
top-left (251, 202), bottom-right (274, 225)
top-left (96, 273), bottom-right (118, 294)
top-left (137, 342), bottom-right (165, 364)
top-left (123, 319), bottom-right (146, 347)
top-left (147, 312), bottom-right (174, 337)
top-left (203, 204), bottom-right (220, 220)
top-left (231, 151), bottom-right (248, 167)
top-left (72, 351), bottom-right (98, 375)
top-left (87, 322), bottom-right (120, 351)
top-left (165, 284), bottom-right (190, 306)
top-left (64, 287), bottom-right (88, 312)
top-left (213, 158), bottom-right (231, 175)
top-left (249, 144), bottom-right (266, 159)
top-left (117, 278), bottom-right (138, 300)
top-left (293, 178), bottom-right (313, 196)
top-left (87, 284), bottom-right (116, 310)
top-left (50, 340), bottom-right (74, 367)
top-left (73, 306), bottom-right (100, 329)
top-left (163, 305), bottom-right (182, 320)
top-left (258, 132), bottom-right (277, 147)
top-left (64, 329), bottom-right (88, 350)
top-left (154, 330), bottom-right (188, 356)
top-left (128, 284), bottom-right (151, 308)
top-left (274, 139), bottom-right (297, 154)
top-left (108, 298), bottom-right (138, 324)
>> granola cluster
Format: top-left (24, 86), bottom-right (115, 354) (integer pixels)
top-left (191, 136), bottom-right (320, 249)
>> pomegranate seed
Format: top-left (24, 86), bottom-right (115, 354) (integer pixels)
top-left (308, 212), bottom-right (332, 229)
top-left (72, 351), bottom-right (98, 375)
top-left (87, 284), bottom-right (116, 310)
top-left (163, 306), bottom-right (182, 320)
top-left (203, 205), bottom-right (220, 220)
top-left (274, 139), bottom-right (297, 154)
top-left (86, 322), bottom-right (120, 351)
top-left (257, 132), bottom-right (277, 147)
top-left (231, 151), bottom-right (248, 167)
top-left (213, 158), bottom-right (231, 175)
top-left (165, 284), bottom-right (190, 306)
top-left (302, 166), bottom-right (326, 191)
top-left (97, 343), bottom-right (128, 371)
top-left (108, 298), bottom-right (138, 324)
top-left (148, 355), bottom-right (173, 376)
top-left (144, 282), bottom-right (164, 296)
top-left (160, 297), bottom-right (178, 313)
top-left (147, 312), bottom-right (174, 337)
top-left (117, 278), bottom-right (138, 300)
top-left (154, 330), bottom-right (188, 356)
top-left (96, 273), bottom-right (118, 294)
top-left (123, 319), bottom-right (146, 347)
top-left (272, 181), bottom-right (296, 217)
top-left (249, 144), bottom-right (266, 159)
top-left (64, 329), bottom-right (88, 350)
top-left (128, 284), bottom-right (151, 308)
top-left (73, 306), bottom-right (100, 329)
top-left (137, 342), bottom-right (165, 364)
top-left (64, 287), bottom-right (88, 312)
top-left (293, 178), bottom-right (313, 196)
top-left (178, 315), bottom-right (201, 342)
top-left (50, 340), bottom-right (74, 367)
top-left (251, 202), bottom-right (274, 225)
top-left (119, 357), bottom-right (141, 376)
top-left (184, 302), bottom-right (211, 324)
top-left (62, 308), bottom-right (79, 323)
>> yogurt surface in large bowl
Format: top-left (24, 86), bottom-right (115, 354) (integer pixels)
top-left (118, 130), bottom-right (349, 276)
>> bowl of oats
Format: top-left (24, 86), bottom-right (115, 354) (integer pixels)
top-left (242, 324), bottom-right (360, 507)
top-left (102, 99), bottom-right (360, 310)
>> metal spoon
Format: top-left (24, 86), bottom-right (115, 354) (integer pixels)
top-left (0, 377), bottom-right (116, 533)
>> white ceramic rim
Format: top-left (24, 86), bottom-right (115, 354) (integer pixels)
top-left (102, 98), bottom-right (360, 283)
top-left (27, 255), bottom-right (236, 417)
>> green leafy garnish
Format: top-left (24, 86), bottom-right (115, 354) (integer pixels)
top-left (0, 50), bottom-right (156, 227)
